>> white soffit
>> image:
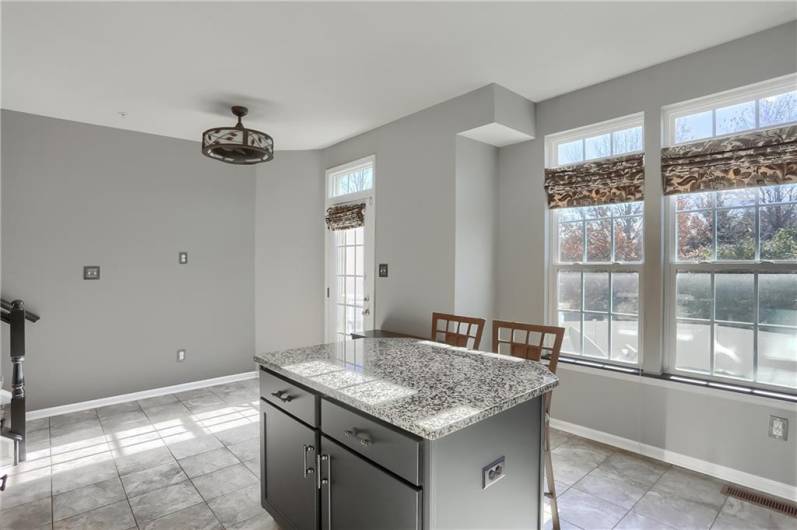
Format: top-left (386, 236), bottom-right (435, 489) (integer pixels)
top-left (459, 123), bottom-right (534, 147)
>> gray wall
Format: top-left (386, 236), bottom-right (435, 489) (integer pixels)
top-left (254, 150), bottom-right (324, 353)
top-left (1, 110), bottom-right (255, 409)
top-left (321, 85), bottom-right (504, 339)
top-left (454, 136), bottom-right (498, 348)
top-left (496, 22), bottom-right (797, 486)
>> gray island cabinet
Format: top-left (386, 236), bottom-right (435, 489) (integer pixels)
top-left (254, 338), bottom-right (558, 530)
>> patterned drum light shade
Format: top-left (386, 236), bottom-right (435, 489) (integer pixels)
top-left (201, 106), bottom-right (274, 165)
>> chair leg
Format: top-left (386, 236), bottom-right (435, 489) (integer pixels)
top-left (544, 423), bottom-right (560, 530)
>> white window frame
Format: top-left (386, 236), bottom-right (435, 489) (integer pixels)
top-left (662, 73), bottom-right (797, 147)
top-left (663, 191), bottom-right (797, 394)
top-left (545, 112), bottom-right (644, 168)
top-left (324, 155), bottom-right (377, 342)
top-left (545, 114), bottom-right (646, 367)
top-left (327, 155), bottom-right (376, 202)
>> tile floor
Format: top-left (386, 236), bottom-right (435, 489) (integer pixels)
top-left (0, 378), bottom-right (273, 530)
top-left (1, 378), bottom-right (793, 529)
top-left (545, 429), bottom-right (795, 530)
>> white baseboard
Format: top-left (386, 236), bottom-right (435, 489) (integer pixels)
top-left (28, 371), bottom-right (258, 421)
top-left (550, 418), bottom-right (797, 502)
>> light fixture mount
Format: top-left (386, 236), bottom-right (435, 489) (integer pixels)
top-left (201, 105), bottom-right (274, 165)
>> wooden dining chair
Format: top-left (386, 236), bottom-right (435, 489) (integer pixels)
top-left (431, 312), bottom-right (486, 350)
top-left (492, 320), bottom-right (565, 530)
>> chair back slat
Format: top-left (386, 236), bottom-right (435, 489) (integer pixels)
top-left (431, 312), bottom-right (485, 350)
top-left (492, 320), bottom-right (565, 375)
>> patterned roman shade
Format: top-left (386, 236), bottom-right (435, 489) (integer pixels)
top-left (544, 153), bottom-right (645, 209)
top-left (325, 202), bottom-right (366, 231)
top-left (662, 125), bottom-right (797, 195)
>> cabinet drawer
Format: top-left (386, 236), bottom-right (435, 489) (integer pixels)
top-left (321, 399), bottom-right (421, 485)
top-left (260, 368), bottom-right (318, 427)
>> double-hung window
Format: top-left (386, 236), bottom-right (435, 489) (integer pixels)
top-left (663, 74), bottom-right (797, 393)
top-left (546, 114), bottom-right (645, 366)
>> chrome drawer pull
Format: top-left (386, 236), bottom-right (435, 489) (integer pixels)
top-left (271, 390), bottom-right (294, 403)
top-left (344, 428), bottom-right (372, 447)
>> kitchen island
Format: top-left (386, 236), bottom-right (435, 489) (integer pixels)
top-left (254, 337), bottom-right (558, 530)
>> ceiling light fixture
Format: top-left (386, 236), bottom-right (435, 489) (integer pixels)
top-left (201, 106), bottom-right (274, 165)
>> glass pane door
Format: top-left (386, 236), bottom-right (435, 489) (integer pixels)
top-left (326, 208), bottom-right (374, 342)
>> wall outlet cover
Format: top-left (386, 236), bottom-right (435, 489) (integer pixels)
top-left (83, 266), bottom-right (100, 280)
top-left (769, 415), bottom-right (788, 441)
top-left (179, 251), bottom-right (188, 264)
top-left (482, 456), bottom-right (506, 490)
top-left (177, 349), bottom-right (186, 362)
top-left (378, 263), bottom-right (388, 277)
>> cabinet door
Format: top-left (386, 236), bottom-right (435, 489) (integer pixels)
top-left (320, 436), bottom-right (421, 530)
top-left (262, 400), bottom-right (318, 530)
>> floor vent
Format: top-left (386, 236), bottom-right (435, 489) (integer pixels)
top-left (721, 485), bottom-right (797, 517)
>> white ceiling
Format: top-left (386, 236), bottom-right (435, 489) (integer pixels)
top-left (2, 2), bottom-right (795, 150)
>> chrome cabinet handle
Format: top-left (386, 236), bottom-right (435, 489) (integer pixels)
top-left (320, 454), bottom-right (332, 530)
top-left (303, 444), bottom-right (315, 478)
top-left (344, 428), bottom-right (372, 447)
top-left (271, 391), bottom-right (293, 403)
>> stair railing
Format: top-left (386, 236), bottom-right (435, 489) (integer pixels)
top-left (1, 298), bottom-right (39, 466)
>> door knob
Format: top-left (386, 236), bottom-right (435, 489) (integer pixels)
top-left (362, 308), bottom-right (370, 315)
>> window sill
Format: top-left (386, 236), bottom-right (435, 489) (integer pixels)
top-left (552, 355), bottom-right (797, 405)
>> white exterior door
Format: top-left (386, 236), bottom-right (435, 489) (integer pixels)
top-left (326, 202), bottom-right (375, 342)
top-left (324, 156), bottom-right (376, 342)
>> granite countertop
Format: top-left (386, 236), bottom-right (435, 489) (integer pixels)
top-left (253, 337), bottom-right (559, 440)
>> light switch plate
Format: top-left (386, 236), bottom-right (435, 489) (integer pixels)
top-left (769, 415), bottom-right (788, 441)
top-left (177, 349), bottom-right (186, 362)
top-left (83, 266), bottom-right (100, 280)
top-left (378, 263), bottom-right (388, 277)
top-left (178, 252), bottom-right (188, 265)
top-left (482, 456), bottom-right (506, 490)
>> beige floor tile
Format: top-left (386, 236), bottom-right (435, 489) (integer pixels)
top-left (615, 511), bottom-right (676, 529)
top-left (53, 476), bottom-right (126, 521)
top-left (120, 460), bottom-right (187, 498)
top-left (192, 463), bottom-right (258, 501)
top-left (652, 467), bottom-right (727, 509)
top-left (711, 497), bottom-right (796, 530)
top-left (0, 466), bottom-right (52, 510)
top-left (129, 480), bottom-right (204, 526)
top-left (179, 447), bottom-right (240, 478)
top-left (141, 502), bottom-right (222, 530)
top-left (206, 484), bottom-right (264, 525)
top-left (51, 451), bottom-right (118, 495)
top-left (0, 497), bottom-right (52, 530)
top-left (573, 466), bottom-right (647, 509)
top-left (557, 488), bottom-right (627, 529)
top-left (634, 490), bottom-right (720, 529)
top-left (53, 499), bottom-right (135, 530)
